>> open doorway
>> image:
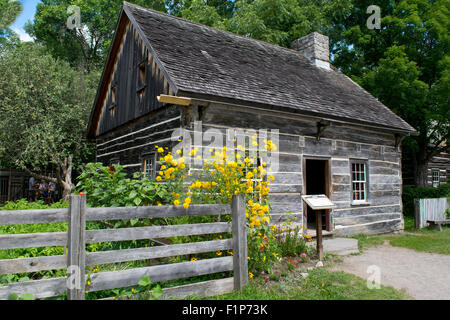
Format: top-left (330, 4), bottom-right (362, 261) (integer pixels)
top-left (304, 158), bottom-right (331, 231)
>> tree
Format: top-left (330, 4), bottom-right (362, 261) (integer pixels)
top-left (25, 0), bottom-right (166, 71)
top-left (331, 0), bottom-right (449, 186)
top-left (0, 0), bottom-right (22, 45)
top-left (180, 0), bottom-right (352, 47)
top-left (0, 43), bottom-right (98, 200)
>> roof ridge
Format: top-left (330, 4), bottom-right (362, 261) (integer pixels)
top-left (123, 1), bottom-right (310, 59)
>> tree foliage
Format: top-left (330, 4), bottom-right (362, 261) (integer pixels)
top-left (0, 43), bottom-right (98, 199)
top-left (25, 0), bottom-right (166, 71)
top-left (332, 0), bottom-right (449, 186)
top-left (0, 0), bottom-right (22, 45)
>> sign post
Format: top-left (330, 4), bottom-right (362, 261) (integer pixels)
top-left (301, 195), bottom-right (336, 260)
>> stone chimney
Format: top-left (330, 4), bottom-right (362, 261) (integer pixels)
top-left (291, 32), bottom-right (330, 70)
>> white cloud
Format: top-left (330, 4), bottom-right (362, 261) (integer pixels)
top-left (11, 27), bottom-right (34, 42)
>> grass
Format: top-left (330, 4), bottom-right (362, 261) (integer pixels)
top-left (194, 267), bottom-right (412, 300)
top-left (352, 216), bottom-right (450, 255)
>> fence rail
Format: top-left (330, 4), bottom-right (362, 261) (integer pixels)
top-left (0, 194), bottom-right (247, 300)
top-left (414, 197), bottom-right (449, 229)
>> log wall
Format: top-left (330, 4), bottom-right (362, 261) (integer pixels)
top-left (197, 105), bottom-right (404, 235)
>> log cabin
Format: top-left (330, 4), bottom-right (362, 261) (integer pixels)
top-left (87, 2), bottom-right (417, 235)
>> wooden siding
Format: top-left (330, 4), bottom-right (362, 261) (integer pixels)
top-left (426, 153), bottom-right (449, 187)
top-left (95, 22), bottom-right (172, 136)
top-left (95, 105), bottom-right (182, 173)
top-left (197, 105), bottom-right (403, 235)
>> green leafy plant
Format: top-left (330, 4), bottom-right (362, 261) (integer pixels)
top-left (111, 276), bottom-right (163, 300)
top-left (274, 223), bottom-right (308, 258)
top-left (75, 163), bottom-right (178, 208)
top-left (0, 199), bottom-right (68, 210)
top-left (8, 293), bottom-right (35, 300)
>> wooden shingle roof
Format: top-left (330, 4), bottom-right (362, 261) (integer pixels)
top-left (115, 3), bottom-right (416, 134)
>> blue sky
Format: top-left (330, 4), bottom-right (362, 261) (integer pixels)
top-left (10, 0), bottom-right (41, 41)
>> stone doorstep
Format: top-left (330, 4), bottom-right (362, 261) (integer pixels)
top-left (306, 238), bottom-right (360, 256)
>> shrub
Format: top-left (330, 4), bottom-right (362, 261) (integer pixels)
top-left (76, 136), bottom-right (280, 275)
top-left (273, 223), bottom-right (308, 258)
top-left (0, 199), bottom-right (68, 210)
top-left (402, 184), bottom-right (450, 217)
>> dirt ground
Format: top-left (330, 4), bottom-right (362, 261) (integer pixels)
top-left (330, 242), bottom-right (450, 300)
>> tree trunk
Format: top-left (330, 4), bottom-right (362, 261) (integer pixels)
top-left (56, 155), bottom-right (75, 203)
top-left (414, 162), bottom-right (428, 187)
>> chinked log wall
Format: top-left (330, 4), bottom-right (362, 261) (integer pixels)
top-left (0, 194), bottom-right (248, 300)
top-left (94, 102), bottom-right (404, 235)
top-left (199, 105), bottom-right (404, 235)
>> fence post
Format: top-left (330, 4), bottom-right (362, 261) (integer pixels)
top-left (232, 194), bottom-right (247, 291)
top-left (414, 199), bottom-right (420, 229)
top-left (67, 194), bottom-right (86, 300)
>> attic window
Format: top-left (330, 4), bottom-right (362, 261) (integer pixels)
top-left (108, 85), bottom-right (117, 116)
top-left (137, 61), bottom-right (146, 100)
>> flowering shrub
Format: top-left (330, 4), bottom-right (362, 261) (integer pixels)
top-left (76, 135), bottom-right (281, 274)
top-left (273, 218), bottom-right (309, 257)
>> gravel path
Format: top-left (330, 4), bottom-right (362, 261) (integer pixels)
top-left (330, 243), bottom-right (450, 300)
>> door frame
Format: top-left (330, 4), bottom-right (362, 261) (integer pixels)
top-left (302, 156), bottom-right (332, 231)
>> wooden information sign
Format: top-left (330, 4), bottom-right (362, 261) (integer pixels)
top-left (301, 195), bottom-right (336, 260)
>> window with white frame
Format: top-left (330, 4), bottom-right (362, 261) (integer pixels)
top-left (143, 154), bottom-right (156, 179)
top-left (432, 170), bottom-right (440, 188)
top-left (351, 161), bottom-right (367, 202)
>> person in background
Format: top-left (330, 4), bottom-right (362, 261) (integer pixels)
top-left (48, 181), bottom-right (56, 203)
top-left (28, 176), bottom-right (36, 202)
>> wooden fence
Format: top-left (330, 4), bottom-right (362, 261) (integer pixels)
top-left (0, 194), bottom-right (248, 300)
top-left (414, 198), bottom-right (449, 229)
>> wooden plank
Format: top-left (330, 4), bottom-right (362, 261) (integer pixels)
top-left (159, 277), bottom-right (234, 299)
top-left (0, 277), bottom-right (67, 300)
top-left (67, 195), bottom-right (86, 300)
top-left (87, 257), bottom-right (233, 292)
top-left (0, 255), bottom-right (66, 275)
top-left (85, 222), bottom-right (231, 243)
top-left (0, 232), bottom-right (67, 249)
top-left (231, 194), bottom-right (248, 291)
top-left (86, 239), bottom-right (233, 266)
top-left (100, 277), bottom-right (234, 300)
top-left (85, 204), bottom-right (231, 221)
top-left (157, 94), bottom-right (191, 106)
top-left (0, 209), bottom-right (68, 226)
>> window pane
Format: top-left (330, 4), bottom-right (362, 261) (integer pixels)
top-left (352, 162), bottom-right (366, 201)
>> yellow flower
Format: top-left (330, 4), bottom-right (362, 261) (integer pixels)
top-left (190, 257), bottom-right (197, 262)
top-left (249, 272), bottom-right (254, 279)
top-left (156, 176), bottom-right (162, 182)
top-left (157, 147), bottom-right (164, 153)
top-left (183, 202), bottom-right (190, 209)
top-left (216, 251), bottom-right (222, 256)
top-left (174, 200), bottom-right (180, 206)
